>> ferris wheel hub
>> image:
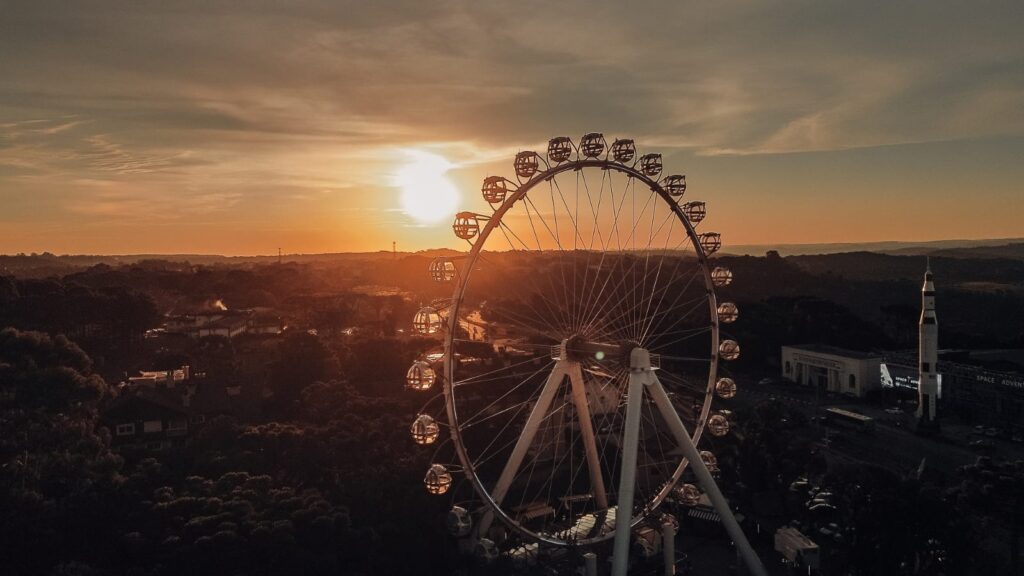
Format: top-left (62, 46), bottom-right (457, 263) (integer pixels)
top-left (561, 335), bottom-right (638, 365)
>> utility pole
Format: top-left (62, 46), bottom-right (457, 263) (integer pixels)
top-left (278, 247), bottom-right (282, 264)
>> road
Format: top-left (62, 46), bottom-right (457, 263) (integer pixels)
top-left (733, 376), bottom-right (980, 475)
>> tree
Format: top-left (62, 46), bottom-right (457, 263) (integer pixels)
top-left (0, 328), bottom-right (123, 575)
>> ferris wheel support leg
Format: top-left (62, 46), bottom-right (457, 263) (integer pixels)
top-left (646, 374), bottom-right (769, 576)
top-left (477, 362), bottom-right (567, 539)
top-left (611, 365), bottom-right (648, 576)
top-left (567, 362), bottom-right (609, 510)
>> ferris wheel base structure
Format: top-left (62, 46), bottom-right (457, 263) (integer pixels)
top-left (610, 347), bottom-right (768, 576)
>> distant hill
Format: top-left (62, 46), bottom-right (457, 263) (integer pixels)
top-left (725, 238), bottom-right (1024, 258)
top-left (0, 249), bottom-right (467, 278)
top-left (786, 251), bottom-right (1024, 288)
top-left (884, 242), bottom-right (1024, 260)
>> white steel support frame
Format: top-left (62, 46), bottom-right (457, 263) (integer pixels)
top-left (662, 520), bottom-right (676, 576)
top-left (567, 362), bottom-right (610, 510)
top-left (612, 348), bottom-right (768, 576)
top-left (477, 352), bottom-right (610, 538)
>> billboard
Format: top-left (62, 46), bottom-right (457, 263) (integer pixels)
top-left (881, 362), bottom-right (917, 389)
top-left (881, 363), bottom-right (942, 396)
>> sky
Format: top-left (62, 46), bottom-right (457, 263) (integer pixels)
top-left (1, 0), bottom-right (1023, 255)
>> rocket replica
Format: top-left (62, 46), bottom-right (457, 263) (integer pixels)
top-left (917, 259), bottom-right (939, 426)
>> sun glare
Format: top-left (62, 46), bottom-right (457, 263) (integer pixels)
top-left (395, 150), bottom-right (460, 225)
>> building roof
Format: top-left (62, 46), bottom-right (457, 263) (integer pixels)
top-left (104, 389), bottom-right (192, 422)
top-left (784, 344), bottom-right (881, 360)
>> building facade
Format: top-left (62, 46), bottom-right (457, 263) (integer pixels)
top-left (781, 344), bottom-right (882, 398)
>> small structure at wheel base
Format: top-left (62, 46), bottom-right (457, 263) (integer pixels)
top-left (775, 526), bottom-right (820, 571)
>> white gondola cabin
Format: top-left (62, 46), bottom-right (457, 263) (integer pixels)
top-left (424, 464), bottom-right (453, 495)
top-left (410, 413), bottom-right (440, 444)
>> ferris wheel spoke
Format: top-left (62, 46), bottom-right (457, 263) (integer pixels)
top-left (650, 328), bottom-right (714, 355)
top-left (574, 247), bottom-right (614, 336)
top-left (575, 253), bottom-right (642, 340)
top-left (635, 213), bottom-right (681, 342)
top-left (631, 195), bottom-right (658, 342)
top-left (475, 250), bottom-right (568, 338)
top-left (589, 190), bottom-right (659, 336)
top-left (657, 368), bottom-right (707, 393)
top-left (551, 177), bottom-right (586, 249)
top-left (584, 273), bottom-right (703, 344)
top-left (578, 168), bottom-right (608, 251)
top-left (579, 241), bottom-right (667, 342)
top-left (457, 360), bottom-right (555, 429)
top-left (522, 197), bottom-right (578, 332)
top-left (471, 394), bottom-right (573, 471)
top-left (575, 172), bottom-right (628, 334)
top-left (528, 190), bottom-right (576, 334)
top-left (485, 299), bottom-right (562, 341)
top-left (632, 196), bottom-right (682, 341)
top-left (658, 355), bottom-right (712, 364)
top-left (496, 220), bottom-right (530, 251)
top-left (639, 264), bottom-right (707, 344)
top-left (574, 256), bottom-right (655, 341)
top-left (638, 251), bottom-right (702, 344)
top-left (608, 172), bottom-right (633, 252)
top-left (501, 251), bottom-right (575, 338)
top-left (645, 295), bottom-right (711, 351)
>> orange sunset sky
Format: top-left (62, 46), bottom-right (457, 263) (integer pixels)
top-left (2, 1), bottom-right (1023, 255)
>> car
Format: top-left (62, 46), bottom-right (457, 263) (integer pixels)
top-left (973, 425), bottom-right (986, 435)
top-left (969, 439), bottom-right (995, 452)
top-left (985, 427), bottom-right (999, 438)
top-left (1012, 433), bottom-right (1023, 443)
top-left (885, 408), bottom-right (903, 415)
top-left (789, 480), bottom-right (810, 493)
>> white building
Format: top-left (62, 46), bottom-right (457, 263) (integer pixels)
top-left (781, 344), bottom-right (882, 397)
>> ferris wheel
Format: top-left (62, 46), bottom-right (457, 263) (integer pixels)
top-left (407, 134), bottom-right (766, 576)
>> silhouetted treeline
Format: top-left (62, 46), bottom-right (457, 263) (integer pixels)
top-left (0, 328), bottom-right (451, 576)
top-left (0, 276), bottom-right (160, 366)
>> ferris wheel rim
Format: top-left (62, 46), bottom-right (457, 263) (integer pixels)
top-left (442, 153), bottom-right (723, 548)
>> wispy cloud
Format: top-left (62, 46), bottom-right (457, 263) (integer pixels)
top-left (0, 1), bottom-right (1022, 252)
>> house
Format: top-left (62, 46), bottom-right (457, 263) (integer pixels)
top-left (102, 391), bottom-right (192, 451)
top-left (196, 314), bottom-right (248, 338)
top-left (163, 308), bottom-right (284, 339)
top-left (127, 365), bottom-right (195, 387)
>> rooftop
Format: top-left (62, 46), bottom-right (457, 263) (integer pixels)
top-left (784, 344), bottom-right (881, 360)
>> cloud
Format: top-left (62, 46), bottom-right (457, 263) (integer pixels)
top-left (0, 1), bottom-right (1022, 251)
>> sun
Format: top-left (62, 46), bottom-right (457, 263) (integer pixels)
top-left (394, 150), bottom-right (460, 225)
